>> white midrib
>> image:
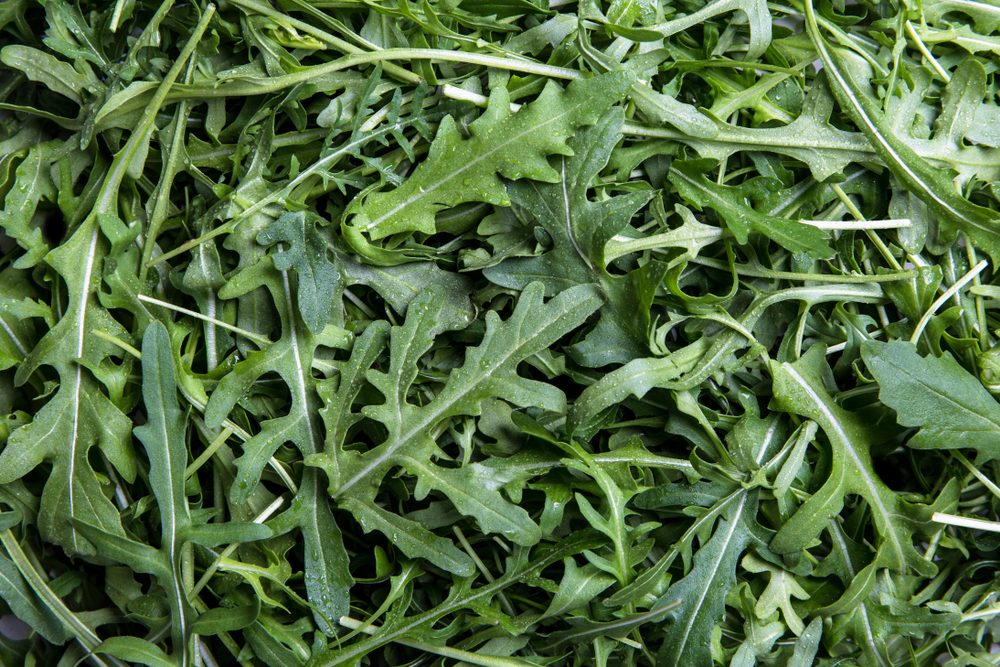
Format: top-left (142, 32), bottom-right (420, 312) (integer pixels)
top-left (0, 316), bottom-right (29, 357)
top-left (830, 524), bottom-right (888, 667)
top-left (673, 491), bottom-right (747, 657)
top-left (282, 269), bottom-right (321, 460)
top-left (199, 248), bottom-right (218, 370)
top-left (782, 364), bottom-right (905, 563)
top-left (561, 160), bottom-right (592, 271)
top-left (337, 309), bottom-right (571, 496)
top-left (362, 99), bottom-right (584, 233)
top-left (759, 418), bottom-right (781, 465)
top-left (67, 226), bottom-right (101, 552)
top-left (154, 362), bottom-right (190, 667)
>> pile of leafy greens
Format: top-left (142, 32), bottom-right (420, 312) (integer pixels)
top-left (2, 0), bottom-right (1000, 664)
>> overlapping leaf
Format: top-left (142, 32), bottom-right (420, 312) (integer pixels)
top-left (484, 109), bottom-right (656, 366)
top-left (769, 346), bottom-right (945, 574)
top-left (345, 71), bottom-right (635, 255)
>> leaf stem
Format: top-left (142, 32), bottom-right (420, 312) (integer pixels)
top-left (91, 330), bottom-right (142, 359)
top-left (189, 496), bottom-right (286, 597)
top-left (952, 451), bottom-right (1000, 502)
top-left (336, 615), bottom-right (538, 667)
top-left (185, 427), bottom-right (235, 479)
top-left (909, 260), bottom-right (988, 344)
top-left (904, 21), bottom-right (951, 82)
top-left (932, 512), bottom-right (1000, 533)
top-left (0, 531), bottom-right (122, 667)
top-left (137, 294), bottom-right (271, 347)
top-left (686, 256), bottom-right (918, 283)
top-left (799, 218), bottom-right (911, 230)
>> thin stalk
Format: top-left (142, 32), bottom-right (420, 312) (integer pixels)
top-left (910, 260), bottom-right (988, 344)
top-left (685, 256), bottom-right (919, 283)
top-left (0, 531), bottom-right (123, 667)
top-left (137, 294), bottom-right (271, 347)
top-left (337, 616), bottom-right (538, 667)
top-left (932, 512), bottom-right (1000, 533)
top-left (190, 496), bottom-right (286, 597)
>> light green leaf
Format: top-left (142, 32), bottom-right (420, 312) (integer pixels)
top-left (190, 599), bottom-right (260, 635)
top-left (207, 251), bottom-right (352, 631)
top-left (96, 636), bottom-right (174, 667)
top-left (769, 346), bottom-right (936, 574)
top-left (324, 282), bottom-right (600, 555)
top-left (346, 71), bottom-right (634, 253)
top-left (742, 553), bottom-right (810, 635)
top-left (862, 340), bottom-right (1000, 461)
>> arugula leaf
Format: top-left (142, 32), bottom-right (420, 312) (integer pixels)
top-left (3, 0), bottom-right (1000, 663)
top-left (318, 282), bottom-right (601, 547)
top-left (484, 108), bottom-right (655, 365)
top-left (257, 211), bottom-right (341, 334)
top-left (345, 71), bottom-right (634, 257)
top-left (657, 490), bottom-right (762, 665)
top-left (769, 346), bottom-right (938, 574)
top-left (804, 0), bottom-right (1000, 261)
top-left (863, 340), bottom-right (1000, 461)
top-left (670, 159), bottom-right (833, 259)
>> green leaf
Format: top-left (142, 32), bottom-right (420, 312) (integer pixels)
top-left (332, 282), bottom-right (601, 488)
top-left (258, 211), bottom-right (341, 334)
top-left (769, 346), bottom-right (936, 574)
top-left (862, 340), bottom-right (1000, 461)
top-left (0, 552), bottom-right (69, 643)
top-left (657, 490), bottom-right (761, 665)
top-left (96, 636), bottom-right (174, 667)
top-left (542, 559), bottom-right (616, 618)
top-left (135, 321), bottom-right (195, 661)
top-left (345, 71), bottom-right (635, 253)
top-left (804, 0), bottom-right (1000, 262)
top-left (0, 45), bottom-right (87, 103)
top-left (0, 142), bottom-right (57, 269)
top-left (669, 159), bottom-right (833, 259)
top-left (190, 599), bottom-right (261, 635)
top-left (339, 497), bottom-right (476, 576)
top-left (741, 552), bottom-right (810, 635)
top-left (0, 220), bottom-right (133, 556)
top-left (207, 253), bottom-right (352, 632)
top-left (405, 457), bottom-right (541, 546)
top-left (484, 108), bottom-right (655, 366)
top-left (649, 0), bottom-right (772, 59)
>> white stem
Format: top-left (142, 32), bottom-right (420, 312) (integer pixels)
top-left (910, 260), bottom-right (988, 343)
top-left (138, 294), bottom-right (271, 346)
top-left (799, 218), bottom-right (911, 230)
top-left (932, 512), bottom-right (1000, 533)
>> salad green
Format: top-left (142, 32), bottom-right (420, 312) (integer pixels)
top-left (1, 0), bottom-right (1000, 665)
